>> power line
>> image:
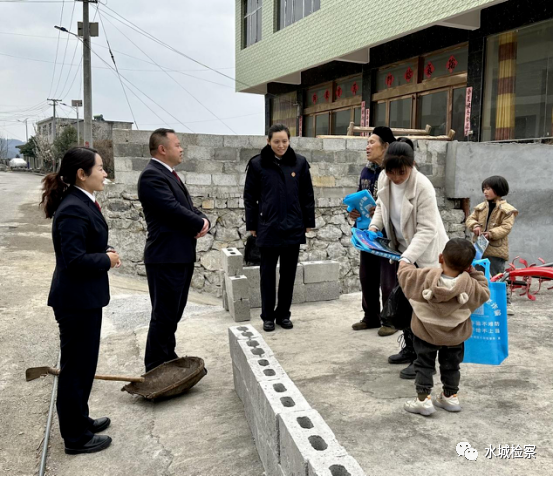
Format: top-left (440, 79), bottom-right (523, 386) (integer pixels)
top-left (96, 7), bottom-right (139, 129)
top-left (47, 0), bottom-right (65, 97)
top-left (52, 0), bottom-right (76, 97)
top-left (97, 5), bottom-right (237, 134)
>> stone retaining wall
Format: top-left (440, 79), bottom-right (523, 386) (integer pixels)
top-left (98, 130), bottom-right (466, 298)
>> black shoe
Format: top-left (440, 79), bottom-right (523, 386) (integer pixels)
top-left (65, 435), bottom-right (112, 455)
top-left (388, 330), bottom-right (416, 364)
top-left (276, 318), bottom-right (293, 329)
top-left (400, 362), bottom-right (416, 380)
top-left (89, 417), bottom-right (110, 433)
top-left (263, 321), bottom-right (275, 332)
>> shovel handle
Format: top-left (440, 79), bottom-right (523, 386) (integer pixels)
top-left (46, 367), bottom-right (144, 383)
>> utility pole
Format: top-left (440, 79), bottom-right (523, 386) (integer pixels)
top-left (47, 98), bottom-right (62, 141)
top-left (82, 0), bottom-right (94, 147)
top-left (17, 118), bottom-right (28, 142)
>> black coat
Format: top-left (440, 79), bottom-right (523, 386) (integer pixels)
top-left (48, 187), bottom-right (111, 310)
top-left (244, 145), bottom-right (315, 248)
top-left (138, 159), bottom-right (208, 264)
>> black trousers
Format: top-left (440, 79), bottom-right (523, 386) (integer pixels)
top-left (359, 252), bottom-right (398, 326)
top-left (413, 334), bottom-right (465, 396)
top-left (54, 307), bottom-right (102, 446)
top-left (259, 244), bottom-right (300, 322)
top-left (145, 263), bottom-right (194, 372)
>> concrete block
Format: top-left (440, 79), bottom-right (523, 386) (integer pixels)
top-left (196, 134), bottom-right (224, 147)
top-left (114, 171), bottom-right (141, 185)
top-left (231, 334), bottom-right (275, 373)
top-left (114, 157), bottom-right (132, 172)
top-left (114, 142), bottom-right (143, 158)
top-left (257, 378), bottom-right (312, 451)
top-left (303, 261), bottom-right (340, 284)
top-left (346, 137), bottom-right (368, 150)
top-left (249, 287), bottom-right (262, 308)
top-left (213, 173), bottom-right (239, 186)
top-left (276, 263), bottom-right (303, 284)
top-left (305, 282), bottom-right (340, 303)
top-left (221, 247), bottom-right (244, 276)
top-left (228, 324), bottom-right (262, 342)
top-left (229, 298), bottom-right (251, 322)
top-left (322, 138), bottom-right (346, 151)
top-left (279, 409), bottom-right (347, 477)
top-left (186, 145), bottom-right (213, 161)
top-left (223, 135), bottom-right (251, 148)
top-left (291, 283), bottom-right (306, 304)
top-left (185, 172), bottom-right (212, 186)
top-left (308, 455), bottom-right (366, 476)
top-left (243, 266), bottom-right (260, 288)
top-left (214, 148), bottom-right (239, 161)
top-left (225, 275), bottom-right (249, 301)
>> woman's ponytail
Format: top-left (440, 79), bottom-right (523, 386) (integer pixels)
top-left (40, 172), bottom-right (67, 219)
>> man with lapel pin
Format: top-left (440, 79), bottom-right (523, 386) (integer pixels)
top-left (138, 129), bottom-right (210, 372)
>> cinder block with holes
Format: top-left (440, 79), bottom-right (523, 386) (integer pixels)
top-left (225, 275), bottom-right (249, 302)
top-left (279, 409), bottom-right (347, 476)
top-left (307, 455), bottom-right (366, 476)
top-left (221, 247), bottom-right (243, 276)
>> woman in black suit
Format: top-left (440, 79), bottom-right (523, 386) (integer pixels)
top-left (41, 147), bottom-right (120, 455)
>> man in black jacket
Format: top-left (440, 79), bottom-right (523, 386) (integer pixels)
top-left (138, 129), bottom-right (209, 371)
top-left (244, 124), bottom-right (315, 332)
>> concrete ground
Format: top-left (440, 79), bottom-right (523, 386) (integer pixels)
top-left (1, 172), bottom-right (552, 476)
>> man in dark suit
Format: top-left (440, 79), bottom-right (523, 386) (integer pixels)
top-left (138, 129), bottom-right (209, 372)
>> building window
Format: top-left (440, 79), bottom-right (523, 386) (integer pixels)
top-left (278, 0), bottom-right (320, 30)
top-left (243, 0), bottom-right (262, 48)
top-left (482, 20), bottom-right (553, 141)
top-left (271, 92), bottom-right (297, 136)
top-left (371, 44), bottom-right (468, 138)
top-left (302, 74), bottom-right (362, 137)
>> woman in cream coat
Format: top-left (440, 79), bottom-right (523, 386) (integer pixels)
top-left (369, 141), bottom-right (448, 379)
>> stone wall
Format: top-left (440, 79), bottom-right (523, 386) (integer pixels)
top-left (98, 130), bottom-right (466, 298)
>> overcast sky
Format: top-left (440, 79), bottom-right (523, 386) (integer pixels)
top-left (0, 0), bottom-right (265, 142)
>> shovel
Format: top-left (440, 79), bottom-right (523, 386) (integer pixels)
top-left (26, 366), bottom-right (144, 383)
top-left (25, 356), bottom-right (207, 401)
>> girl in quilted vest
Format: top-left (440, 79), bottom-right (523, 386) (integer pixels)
top-left (466, 175), bottom-right (518, 314)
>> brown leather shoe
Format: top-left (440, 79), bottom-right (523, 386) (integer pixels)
top-left (352, 321), bottom-right (379, 331)
top-left (378, 325), bottom-right (399, 337)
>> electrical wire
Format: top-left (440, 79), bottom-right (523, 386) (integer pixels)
top-left (52, 0), bottom-right (76, 97)
top-left (95, 7), bottom-right (139, 129)
top-left (97, 5), bottom-right (236, 134)
top-left (47, 0), bottom-right (65, 97)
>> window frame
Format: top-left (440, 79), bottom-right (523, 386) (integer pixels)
top-left (243, 0), bottom-right (262, 49)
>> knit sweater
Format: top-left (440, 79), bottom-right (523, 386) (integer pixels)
top-left (397, 262), bottom-right (490, 346)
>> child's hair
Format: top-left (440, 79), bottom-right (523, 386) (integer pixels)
top-left (482, 175), bottom-right (509, 197)
top-left (442, 238), bottom-right (476, 273)
top-left (383, 141), bottom-right (415, 172)
top-left (397, 137), bottom-right (414, 151)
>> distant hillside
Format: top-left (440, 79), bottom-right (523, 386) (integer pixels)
top-left (3, 139), bottom-right (25, 158)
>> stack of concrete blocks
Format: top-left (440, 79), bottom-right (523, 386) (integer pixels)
top-left (242, 261), bottom-right (340, 309)
top-left (229, 324), bottom-right (365, 476)
top-left (221, 248), bottom-right (250, 322)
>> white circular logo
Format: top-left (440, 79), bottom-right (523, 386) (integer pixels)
top-left (464, 448), bottom-right (479, 461)
top-left (456, 442), bottom-right (471, 457)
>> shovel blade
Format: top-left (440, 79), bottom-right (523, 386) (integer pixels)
top-left (26, 367), bottom-right (54, 382)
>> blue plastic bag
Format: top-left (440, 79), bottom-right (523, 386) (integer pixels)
top-left (463, 259), bottom-right (509, 365)
top-left (343, 190), bottom-right (376, 230)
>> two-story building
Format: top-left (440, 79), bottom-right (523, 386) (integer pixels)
top-left (36, 116), bottom-right (133, 143)
top-left (235, 0), bottom-right (552, 142)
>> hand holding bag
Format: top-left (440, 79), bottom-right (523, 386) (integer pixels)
top-left (380, 282), bottom-right (413, 331)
